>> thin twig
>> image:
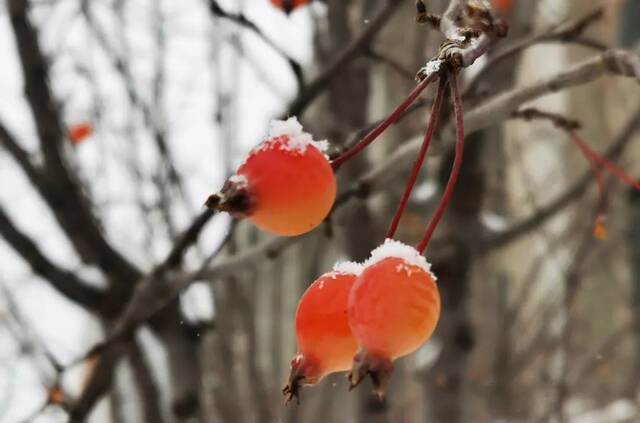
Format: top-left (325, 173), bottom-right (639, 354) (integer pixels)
top-left (285, 0), bottom-right (403, 117)
top-left (464, 7), bottom-right (607, 97)
top-left (207, 0), bottom-right (304, 90)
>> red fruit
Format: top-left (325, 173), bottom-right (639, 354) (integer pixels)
top-left (492, 0), bottom-right (513, 13)
top-left (67, 122), bottom-right (92, 145)
top-left (283, 262), bottom-right (362, 403)
top-left (208, 117), bottom-right (336, 236)
top-left (270, 0), bottom-right (309, 14)
top-left (347, 239), bottom-right (440, 397)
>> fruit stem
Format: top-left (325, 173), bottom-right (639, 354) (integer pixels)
top-left (330, 72), bottom-right (438, 169)
top-left (568, 131), bottom-right (608, 231)
top-left (568, 130), bottom-right (640, 240)
top-left (386, 77), bottom-right (448, 240)
top-left (416, 73), bottom-right (465, 254)
top-left (569, 131), bottom-right (640, 190)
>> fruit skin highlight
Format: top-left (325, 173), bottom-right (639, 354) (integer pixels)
top-left (207, 117), bottom-right (336, 237)
top-left (347, 240), bottom-right (441, 397)
top-left (283, 262), bottom-right (362, 403)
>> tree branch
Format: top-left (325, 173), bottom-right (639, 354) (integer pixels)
top-left (0, 205), bottom-right (104, 310)
top-left (464, 50), bottom-right (640, 134)
top-left (0, 123), bottom-right (39, 182)
top-left (285, 0), bottom-right (403, 117)
top-left (68, 214), bottom-right (227, 420)
top-left (464, 7), bottom-right (607, 96)
top-left (207, 0), bottom-right (304, 90)
top-left (129, 339), bottom-right (166, 423)
top-left (7, 0), bottom-right (141, 284)
top-left (480, 106), bottom-right (640, 252)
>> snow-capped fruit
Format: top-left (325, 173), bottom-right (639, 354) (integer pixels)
top-left (270, 0), bottom-right (309, 14)
top-left (207, 117), bottom-right (335, 236)
top-left (283, 262), bottom-right (362, 403)
top-left (347, 240), bottom-right (440, 397)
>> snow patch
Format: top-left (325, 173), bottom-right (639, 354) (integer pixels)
top-left (419, 59), bottom-right (443, 80)
top-left (365, 239), bottom-right (436, 280)
top-left (332, 260), bottom-right (363, 276)
top-left (228, 173), bottom-right (248, 186)
top-left (267, 116), bottom-right (328, 154)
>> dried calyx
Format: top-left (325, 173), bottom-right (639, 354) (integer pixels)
top-left (205, 176), bottom-right (253, 218)
top-left (348, 350), bottom-right (394, 399)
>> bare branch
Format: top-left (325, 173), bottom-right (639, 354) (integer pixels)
top-left (68, 215), bottom-right (228, 419)
top-left (463, 50), bottom-right (640, 135)
top-left (7, 0), bottom-right (141, 283)
top-left (129, 340), bottom-right (166, 423)
top-left (510, 108), bottom-right (581, 131)
top-left (480, 106), bottom-right (640, 252)
top-left (285, 0), bottom-right (403, 117)
top-left (0, 123), bottom-right (39, 182)
top-left (464, 7), bottom-right (607, 96)
top-left (0, 206), bottom-right (104, 310)
top-left (207, 0), bottom-right (304, 90)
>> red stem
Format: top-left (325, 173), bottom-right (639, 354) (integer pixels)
top-left (570, 131), bottom-right (640, 190)
top-left (331, 73), bottom-right (438, 169)
top-left (569, 131), bottom-right (606, 210)
top-left (386, 77), bottom-right (448, 240)
top-left (416, 74), bottom-right (465, 254)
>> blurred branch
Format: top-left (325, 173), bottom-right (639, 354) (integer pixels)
top-left (69, 211), bottom-right (224, 420)
top-left (0, 205), bottom-right (104, 310)
top-left (480, 105), bottom-right (640, 252)
top-left (572, 321), bottom-right (633, 387)
top-left (462, 50), bottom-right (640, 135)
top-left (207, 0), bottom-right (304, 90)
top-left (365, 48), bottom-right (415, 81)
top-left (0, 123), bottom-right (38, 182)
top-left (626, 187), bottom-right (640, 396)
top-left (0, 281), bottom-right (68, 422)
top-left (464, 7), bottom-right (607, 96)
top-left (510, 108), bottom-right (581, 131)
top-left (80, 2), bottom-right (190, 225)
top-left (7, 0), bottom-right (141, 284)
top-left (129, 340), bottom-right (166, 423)
top-left (0, 281), bottom-right (63, 375)
top-left (285, 0), bottom-right (403, 117)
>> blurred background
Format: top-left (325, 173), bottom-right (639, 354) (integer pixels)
top-left (0, 0), bottom-right (639, 422)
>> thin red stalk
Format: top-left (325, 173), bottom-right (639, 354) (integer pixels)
top-left (416, 74), bottom-right (465, 254)
top-left (570, 131), bottom-right (640, 189)
top-left (385, 77), bottom-right (448, 240)
top-left (331, 73), bottom-right (438, 169)
top-left (567, 130), bottom-right (640, 239)
top-left (569, 131), bottom-right (607, 210)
